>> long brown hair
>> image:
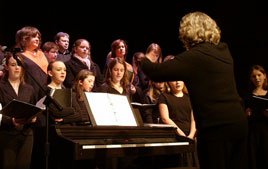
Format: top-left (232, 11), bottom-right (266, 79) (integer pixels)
top-left (111, 39), bottom-right (128, 60)
top-left (73, 69), bottom-right (95, 100)
top-left (145, 43), bottom-right (163, 63)
top-left (105, 57), bottom-right (129, 91)
top-left (147, 81), bottom-right (168, 103)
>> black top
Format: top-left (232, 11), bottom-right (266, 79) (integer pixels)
top-left (0, 81), bottom-right (35, 107)
top-left (56, 50), bottom-right (71, 63)
top-left (96, 83), bottom-right (128, 95)
top-left (141, 88), bottom-right (163, 123)
top-left (158, 93), bottom-right (192, 135)
top-left (137, 65), bottom-right (150, 91)
top-left (140, 42), bottom-right (248, 141)
top-left (36, 87), bottom-right (81, 126)
top-left (0, 80), bottom-right (35, 130)
top-left (72, 92), bottom-right (91, 124)
top-left (244, 92), bottom-right (268, 122)
top-left (64, 56), bottom-right (104, 90)
top-left (21, 54), bottom-right (48, 100)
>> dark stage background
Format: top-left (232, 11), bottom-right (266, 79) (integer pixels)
top-left (0, 1), bottom-right (267, 97)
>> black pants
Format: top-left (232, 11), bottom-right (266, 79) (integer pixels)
top-left (197, 137), bottom-right (248, 169)
top-left (0, 129), bottom-right (33, 169)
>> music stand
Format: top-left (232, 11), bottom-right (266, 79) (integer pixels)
top-left (13, 49), bottom-right (62, 169)
top-left (82, 92), bottom-right (143, 127)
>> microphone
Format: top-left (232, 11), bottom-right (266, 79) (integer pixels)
top-left (12, 48), bottom-right (23, 66)
top-left (0, 65), bottom-right (4, 71)
top-left (11, 47), bottom-right (63, 112)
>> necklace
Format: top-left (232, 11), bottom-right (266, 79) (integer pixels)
top-left (26, 50), bottom-right (37, 56)
top-left (31, 50), bottom-right (37, 56)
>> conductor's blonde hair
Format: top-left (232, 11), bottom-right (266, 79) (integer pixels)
top-left (179, 11), bottom-right (221, 50)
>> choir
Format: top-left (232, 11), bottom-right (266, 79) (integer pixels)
top-left (0, 11), bottom-right (266, 169)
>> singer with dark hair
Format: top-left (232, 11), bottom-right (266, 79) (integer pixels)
top-left (64, 39), bottom-right (104, 90)
top-left (103, 39), bottom-right (142, 102)
top-left (140, 11), bottom-right (248, 169)
top-left (54, 32), bottom-right (71, 62)
top-left (97, 57), bottom-right (130, 95)
top-left (72, 69), bottom-right (95, 126)
top-left (31, 60), bottom-right (81, 169)
top-left (0, 52), bottom-right (36, 169)
top-left (15, 26), bottom-right (49, 100)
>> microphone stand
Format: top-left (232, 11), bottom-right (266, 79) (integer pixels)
top-left (13, 49), bottom-right (63, 169)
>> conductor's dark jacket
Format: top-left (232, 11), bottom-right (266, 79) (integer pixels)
top-left (140, 42), bottom-right (248, 141)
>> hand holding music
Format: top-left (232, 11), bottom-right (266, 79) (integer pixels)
top-left (12, 117), bottom-right (28, 127)
top-left (54, 118), bottom-right (63, 122)
top-left (130, 84), bottom-right (136, 94)
top-left (246, 108), bottom-right (252, 116)
top-left (29, 116), bottom-right (37, 123)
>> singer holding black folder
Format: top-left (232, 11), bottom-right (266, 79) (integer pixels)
top-left (243, 65), bottom-right (268, 169)
top-left (45, 60), bottom-right (80, 124)
top-left (31, 60), bottom-right (80, 169)
top-left (0, 52), bottom-right (36, 169)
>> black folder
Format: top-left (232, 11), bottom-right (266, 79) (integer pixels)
top-left (251, 95), bottom-right (268, 110)
top-left (0, 99), bottom-right (43, 119)
top-left (131, 102), bottom-right (156, 109)
top-left (52, 88), bottom-right (72, 107)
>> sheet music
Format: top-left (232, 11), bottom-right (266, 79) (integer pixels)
top-left (252, 95), bottom-right (268, 101)
top-left (36, 96), bottom-right (47, 110)
top-left (131, 102), bottom-right (156, 107)
top-left (35, 89), bottom-right (55, 110)
top-left (84, 92), bottom-right (137, 126)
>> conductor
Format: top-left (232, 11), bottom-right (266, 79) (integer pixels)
top-left (140, 11), bottom-right (248, 169)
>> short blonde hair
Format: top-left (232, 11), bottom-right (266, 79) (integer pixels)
top-left (179, 11), bottom-right (221, 49)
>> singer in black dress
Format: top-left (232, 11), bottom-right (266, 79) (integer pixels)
top-left (72, 69), bottom-right (96, 126)
top-left (64, 39), bottom-right (104, 90)
top-left (0, 52), bottom-right (36, 169)
top-left (243, 65), bottom-right (268, 169)
top-left (97, 57), bottom-right (130, 96)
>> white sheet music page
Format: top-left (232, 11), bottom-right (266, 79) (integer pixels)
top-left (84, 92), bottom-right (137, 126)
top-left (35, 96), bottom-right (47, 110)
